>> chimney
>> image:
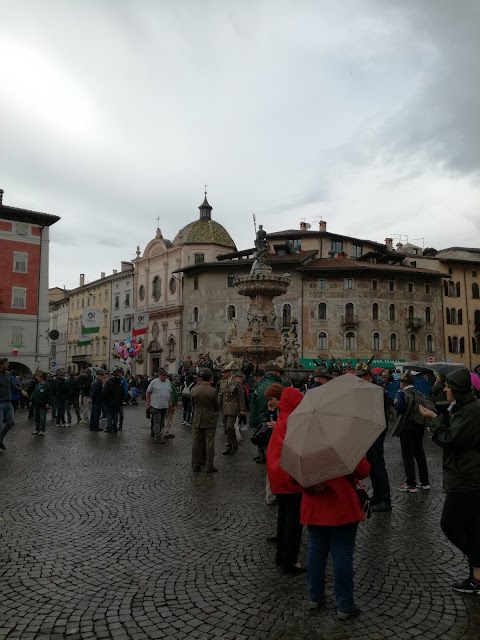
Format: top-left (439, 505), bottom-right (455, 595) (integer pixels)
top-left (300, 221), bottom-right (307, 230)
top-left (319, 220), bottom-right (327, 232)
top-left (113, 269), bottom-right (117, 274)
top-left (101, 272), bottom-right (106, 279)
top-left (121, 261), bottom-right (132, 272)
top-left (0, 188), bottom-right (3, 205)
top-left (385, 238), bottom-right (393, 251)
top-left (396, 242), bottom-right (403, 252)
top-left (79, 274), bottom-right (85, 287)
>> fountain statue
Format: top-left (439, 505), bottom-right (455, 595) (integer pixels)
top-left (229, 225), bottom-right (291, 369)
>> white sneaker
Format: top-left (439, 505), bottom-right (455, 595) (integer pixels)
top-left (416, 483), bottom-right (431, 490)
top-left (397, 483), bottom-right (418, 493)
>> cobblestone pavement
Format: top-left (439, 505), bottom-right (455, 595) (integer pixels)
top-left (1, 407), bottom-right (480, 640)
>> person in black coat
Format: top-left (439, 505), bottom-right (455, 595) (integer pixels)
top-left (102, 370), bottom-right (125, 433)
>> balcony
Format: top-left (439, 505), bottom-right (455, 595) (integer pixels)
top-left (341, 314), bottom-right (359, 328)
top-left (188, 321), bottom-right (198, 332)
top-left (407, 317), bottom-right (424, 331)
top-left (72, 354), bottom-right (92, 363)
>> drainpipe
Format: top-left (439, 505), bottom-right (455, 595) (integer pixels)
top-left (35, 226), bottom-right (45, 372)
top-left (463, 267), bottom-right (471, 369)
top-left (301, 275), bottom-right (304, 358)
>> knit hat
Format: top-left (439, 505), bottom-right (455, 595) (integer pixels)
top-left (445, 368), bottom-right (471, 397)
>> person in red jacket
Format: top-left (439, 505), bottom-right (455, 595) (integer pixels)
top-left (266, 387), bottom-right (305, 575)
top-left (301, 457), bottom-right (371, 619)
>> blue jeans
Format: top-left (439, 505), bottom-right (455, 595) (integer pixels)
top-left (105, 405), bottom-right (119, 432)
top-left (151, 407), bottom-right (167, 440)
top-left (0, 401), bottom-right (15, 442)
top-left (307, 523), bottom-right (358, 612)
top-left (90, 402), bottom-right (102, 429)
top-left (34, 407), bottom-right (47, 433)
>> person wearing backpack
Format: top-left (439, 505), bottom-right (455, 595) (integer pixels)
top-left (180, 376), bottom-right (195, 425)
top-left (394, 373), bottom-right (430, 493)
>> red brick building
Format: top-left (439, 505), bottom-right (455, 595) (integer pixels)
top-left (0, 189), bottom-right (60, 375)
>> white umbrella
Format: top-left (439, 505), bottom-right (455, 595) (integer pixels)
top-left (280, 374), bottom-right (385, 487)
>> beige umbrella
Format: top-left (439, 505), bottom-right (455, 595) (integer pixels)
top-left (280, 374), bottom-right (385, 487)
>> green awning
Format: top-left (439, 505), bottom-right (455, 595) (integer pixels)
top-left (299, 358), bottom-right (404, 371)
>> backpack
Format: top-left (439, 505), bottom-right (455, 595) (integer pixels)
top-left (405, 388), bottom-right (436, 426)
top-left (182, 383), bottom-right (192, 398)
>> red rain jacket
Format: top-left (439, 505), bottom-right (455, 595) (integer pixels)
top-left (266, 387), bottom-right (304, 495)
top-left (300, 458), bottom-right (371, 527)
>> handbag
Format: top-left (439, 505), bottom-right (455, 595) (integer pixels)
top-left (348, 476), bottom-right (372, 520)
top-left (250, 423), bottom-right (271, 448)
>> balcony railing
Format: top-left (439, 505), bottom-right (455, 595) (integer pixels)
top-left (341, 314), bottom-right (359, 328)
top-left (407, 317), bottom-right (424, 331)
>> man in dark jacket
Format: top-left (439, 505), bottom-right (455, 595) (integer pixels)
top-left (89, 370), bottom-right (106, 432)
top-left (102, 370), bottom-right (125, 433)
top-left (394, 373), bottom-right (430, 493)
top-left (0, 357), bottom-right (27, 449)
top-left (30, 372), bottom-right (52, 435)
top-left (65, 373), bottom-right (81, 424)
top-left (54, 372), bottom-right (68, 427)
top-left (191, 368), bottom-right (219, 473)
top-left (421, 368), bottom-right (480, 594)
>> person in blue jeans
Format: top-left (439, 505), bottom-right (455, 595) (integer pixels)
top-left (30, 372), bottom-right (52, 435)
top-left (301, 458), bottom-right (371, 620)
top-left (0, 357), bottom-right (27, 450)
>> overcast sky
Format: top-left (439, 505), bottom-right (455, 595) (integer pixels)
top-left (1, 0), bottom-right (479, 289)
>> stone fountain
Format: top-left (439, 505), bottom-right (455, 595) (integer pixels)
top-left (229, 225), bottom-right (291, 369)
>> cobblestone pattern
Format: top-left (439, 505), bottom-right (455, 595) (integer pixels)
top-left (0, 408), bottom-right (479, 640)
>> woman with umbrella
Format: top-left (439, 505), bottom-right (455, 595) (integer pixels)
top-left (419, 368), bottom-right (480, 594)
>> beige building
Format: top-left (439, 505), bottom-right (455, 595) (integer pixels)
top-left (178, 221), bottom-right (445, 364)
top-left (401, 245), bottom-right (480, 368)
top-left (134, 195), bottom-right (237, 375)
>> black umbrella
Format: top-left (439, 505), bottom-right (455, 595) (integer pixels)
top-left (404, 361), bottom-right (467, 376)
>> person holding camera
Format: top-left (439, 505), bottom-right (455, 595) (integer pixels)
top-left (420, 367), bottom-right (480, 594)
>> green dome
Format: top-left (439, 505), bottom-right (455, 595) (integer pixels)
top-left (173, 219), bottom-right (236, 248)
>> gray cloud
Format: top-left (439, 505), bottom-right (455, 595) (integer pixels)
top-left (0, 0), bottom-right (479, 289)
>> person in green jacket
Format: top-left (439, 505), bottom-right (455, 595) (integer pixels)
top-left (249, 361), bottom-right (289, 463)
top-left (164, 374), bottom-right (179, 439)
top-left (420, 367), bottom-right (480, 595)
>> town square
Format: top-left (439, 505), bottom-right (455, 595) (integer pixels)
top-left (1, 2), bottom-right (480, 639)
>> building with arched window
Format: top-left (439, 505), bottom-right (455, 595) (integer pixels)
top-left (134, 193), bottom-right (236, 373)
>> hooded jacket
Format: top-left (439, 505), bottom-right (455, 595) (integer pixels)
top-left (432, 389), bottom-right (480, 493)
top-left (266, 388), bottom-right (304, 494)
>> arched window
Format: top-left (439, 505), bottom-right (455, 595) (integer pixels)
top-left (458, 309), bottom-right (463, 325)
top-left (388, 304), bottom-right (395, 321)
top-left (167, 337), bottom-right (176, 359)
top-left (227, 273), bottom-right (236, 288)
top-left (456, 282), bottom-right (461, 297)
top-left (451, 308), bottom-right (457, 324)
top-left (425, 306), bottom-right (431, 324)
top-left (318, 303), bottom-right (327, 320)
top-left (426, 334), bottom-right (434, 352)
top-left (409, 333), bottom-right (417, 351)
top-left (444, 281), bottom-right (449, 297)
top-left (193, 306), bottom-right (199, 322)
top-left (460, 337), bottom-right (465, 353)
top-left (446, 308), bottom-right (451, 324)
top-left (282, 304), bottom-right (292, 327)
top-left (345, 331), bottom-right (356, 350)
top-left (389, 333), bottom-right (397, 350)
top-left (192, 334), bottom-right (198, 351)
top-left (472, 337), bottom-right (479, 354)
top-left (152, 276), bottom-right (162, 301)
top-left (452, 336), bottom-right (458, 353)
top-left (408, 305), bottom-right (414, 320)
top-left (372, 303), bottom-right (379, 321)
top-left (318, 332), bottom-right (328, 351)
top-left (475, 310), bottom-right (480, 326)
top-left (372, 332), bottom-right (380, 351)
top-left (345, 303), bottom-right (354, 319)
top-left (472, 283), bottom-right (480, 299)
top-left (448, 281), bottom-right (455, 297)
top-left (448, 336), bottom-right (453, 353)
top-left (193, 276), bottom-right (199, 291)
top-left (227, 305), bottom-right (236, 320)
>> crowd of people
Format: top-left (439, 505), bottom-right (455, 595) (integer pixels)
top-left (1, 354), bottom-right (480, 620)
